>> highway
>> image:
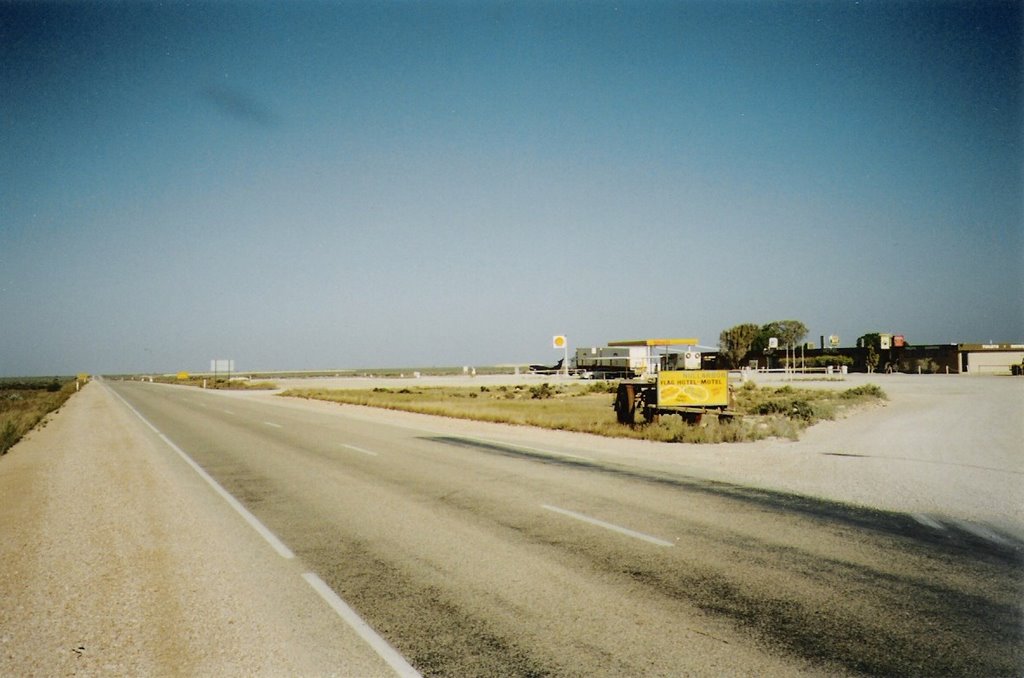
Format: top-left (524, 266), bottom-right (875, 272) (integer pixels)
top-left (89, 379), bottom-right (1022, 677)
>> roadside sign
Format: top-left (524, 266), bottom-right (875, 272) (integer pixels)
top-left (657, 371), bottom-right (729, 407)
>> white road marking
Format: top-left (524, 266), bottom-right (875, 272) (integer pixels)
top-left (911, 513), bottom-right (945, 531)
top-left (113, 385), bottom-right (422, 673)
top-left (541, 504), bottom-right (674, 547)
top-left (264, 421), bottom-right (283, 428)
top-left (223, 410), bottom-right (235, 415)
top-left (341, 443), bottom-right (378, 457)
top-left (951, 519), bottom-right (1014, 548)
top-left (302, 572), bottom-right (422, 678)
top-left (107, 387), bottom-right (295, 560)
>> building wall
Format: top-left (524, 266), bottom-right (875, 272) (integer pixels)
top-left (743, 344), bottom-right (1024, 374)
top-left (752, 345), bottom-right (960, 373)
top-left (962, 350), bottom-right (1024, 374)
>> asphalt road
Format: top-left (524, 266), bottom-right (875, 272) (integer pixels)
top-left (92, 379), bottom-right (1022, 677)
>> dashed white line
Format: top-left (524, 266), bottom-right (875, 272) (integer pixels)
top-left (341, 443), bottom-right (378, 457)
top-left (222, 409), bottom-right (235, 415)
top-left (541, 504), bottom-right (674, 547)
top-left (264, 421), bottom-right (283, 428)
top-left (302, 573), bottom-right (421, 678)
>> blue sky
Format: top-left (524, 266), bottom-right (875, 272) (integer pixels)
top-left (2, 1), bottom-right (1021, 375)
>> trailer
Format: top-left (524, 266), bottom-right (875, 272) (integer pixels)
top-left (614, 369), bottom-right (737, 425)
top-left (604, 339), bottom-right (736, 425)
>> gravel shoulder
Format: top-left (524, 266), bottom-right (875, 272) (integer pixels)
top-left (0, 381), bottom-right (394, 677)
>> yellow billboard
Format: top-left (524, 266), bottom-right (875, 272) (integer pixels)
top-left (657, 370), bottom-right (729, 407)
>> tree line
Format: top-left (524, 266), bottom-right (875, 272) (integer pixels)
top-left (718, 320), bottom-right (808, 369)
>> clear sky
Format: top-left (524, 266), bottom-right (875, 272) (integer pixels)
top-left (2, 1), bottom-right (1021, 376)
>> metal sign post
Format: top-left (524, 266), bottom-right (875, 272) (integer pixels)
top-left (210, 359), bottom-right (235, 387)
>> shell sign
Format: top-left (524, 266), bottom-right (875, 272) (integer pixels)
top-left (552, 335), bottom-right (567, 349)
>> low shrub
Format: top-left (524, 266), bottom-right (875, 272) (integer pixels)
top-left (529, 383), bottom-right (556, 400)
top-left (280, 380), bottom-right (886, 444)
top-left (0, 420), bottom-right (20, 455)
top-left (841, 384), bottom-right (887, 399)
top-left (0, 378), bottom-right (78, 455)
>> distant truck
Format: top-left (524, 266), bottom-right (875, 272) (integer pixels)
top-left (605, 339), bottom-right (737, 425)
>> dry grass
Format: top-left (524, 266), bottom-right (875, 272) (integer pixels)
top-left (0, 378), bottom-right (79, 455)
top-left (280, 381), bottom-right (886, 443)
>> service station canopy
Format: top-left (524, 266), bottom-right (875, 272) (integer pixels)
top-left (608, 338), bottom-right (699, 347)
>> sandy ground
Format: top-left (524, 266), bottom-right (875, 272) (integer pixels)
top-left (268, 371), bottom-right (1024, 540)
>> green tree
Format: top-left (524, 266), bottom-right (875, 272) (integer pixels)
top-left (775, 320), bottom-right (808, 350)
top-left (857, 333), bottom-right (882, 349)
top-left (747, 320), bottom-right (807, 370)
top-left (866, 345), bottom-right (879, 373)
top-left (752, 322), bottom-right (782, 354)
top-left (751, 320), bottom-right (807, 353)
top-left (718, 323), bottom-right (760, 368)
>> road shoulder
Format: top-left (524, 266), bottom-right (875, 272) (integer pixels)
top-left (0, 382), bottom-right (394, 677)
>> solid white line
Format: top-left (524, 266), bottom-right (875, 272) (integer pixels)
top-left (107, 386), bottom-right (295, 560)
top-left (341, 443), bottom-right (379, 457)
top-left (911, 513), bottom-right (945, 531)
top-left (264, 421), bottom-right (283, 428)
top-left (302, 572), bottom-right (421, 678)
top-left (541, 504), bottom-right (674, 547)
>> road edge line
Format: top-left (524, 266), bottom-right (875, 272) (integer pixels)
top-left (106, 384), bottom-right (296, 560)
top-left (302, 572), bottom-right (421, 678)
